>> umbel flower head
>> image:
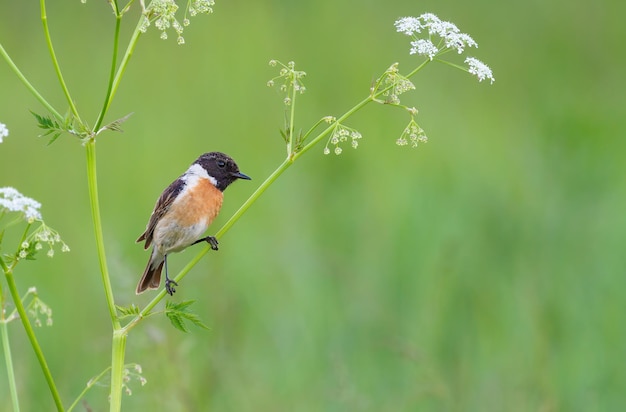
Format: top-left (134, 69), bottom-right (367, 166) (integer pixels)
top-left (1, 187), bottom-right (70, 260)
top-left (140, 0), bottom-right (216, 44)
top-left (395, 13), bottom-right (495, 84)
top-left (0, 187), bottom-right (42, 222)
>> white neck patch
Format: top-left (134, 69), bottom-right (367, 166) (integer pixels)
top-left (184, 163), bottom-right (218, 186)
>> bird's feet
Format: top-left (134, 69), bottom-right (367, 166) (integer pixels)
top-left (165, 277), bottom-right (178, 296)
top-left (192, 235), bottom-right (219, 251)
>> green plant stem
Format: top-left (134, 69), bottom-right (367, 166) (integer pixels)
top-left (1, 308), bottom-right (20, 412)
top-left (109, 331), bottom-right (126, 412)
top-left (85, 141), bottom-right (118, 327)
top-left (93, 12), bottom-right (122, 132)
top-left (0, 42), bottom-right (63, 122)
top-left (96, 15), bottom-right (144, 133)
top-left (40, 0), bottom-right (81, 123)
top-left (287, 81), bottom-right (297, 156)
top-left (297, 60), bottom-right (431, 159)
top-left (85, 139), bottom-right (126, 411)
top-left (2, 267), bottom-right (64, 411)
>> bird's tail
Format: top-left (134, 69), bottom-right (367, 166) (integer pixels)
top-left (136, 252), bottom-right (164, 294)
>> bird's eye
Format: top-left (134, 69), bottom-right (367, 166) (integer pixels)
top-left (217, 160), bottom-right (226, 168)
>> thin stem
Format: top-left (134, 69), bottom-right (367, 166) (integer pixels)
top-left (1, 310), bottom-right (20, 412)
top-left (93, 12), bottom-right (122, 132)
top-left (0, 42), bottom-right (63, 122)
top-left (40, 0), bottom-right (81, 123)
top-left (287, 82), bottom-right (297, 156)
top-left (107, 16), bottom-right (145, 120)
top-left (295, 94), bottom-right (373, 160)
top-left (3, 268), bottom-right (64, 411)
top-left (85, 141), bottom-right (119, 328)
top-left (296, 59), bottom-right (431, 159)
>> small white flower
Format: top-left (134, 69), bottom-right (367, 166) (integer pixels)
top-left (0, 122), bottom-right (8, 143)
top-left (323, 147), bottom-right (330, 155)
top-left (47, 249), bottom-right (55, 258)
top-left (0, 187), bottom-right (42, 221)
top-left (410, 39), bottom-right (439, 60)
top-left (334, 147), bottom-right (342, 155)
top-left (465, 57), bottom-right (495, 84)
top-left (394, 17), bottom-right (423, 36)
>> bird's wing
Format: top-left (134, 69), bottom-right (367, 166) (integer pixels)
top-left (136, 177), bottom-right (185, 249)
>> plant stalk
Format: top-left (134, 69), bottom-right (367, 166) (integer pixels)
top-left (3, 267), bottom-right (64, 411)
top-left (1, 316), bottom-right (20, 412)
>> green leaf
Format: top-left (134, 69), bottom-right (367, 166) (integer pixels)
top-left (30, 111), bottom-right (65, 145)
top-left (116, 304), bottom-right (140, 318)
top-left (165, 300), bottom-right (209, 333)
top-left (166, 311), bottom-right (189, 333)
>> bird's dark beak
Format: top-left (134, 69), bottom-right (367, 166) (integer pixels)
top-left (233, 171), bottom-right (251, 180)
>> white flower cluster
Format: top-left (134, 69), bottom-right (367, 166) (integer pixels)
top-left (323, 121), bottom-right (362, 155)
top-left (394, 13), bottom-right (494, 84)
top-left (396, 119), bottom-right (427, 148)
top-left (267, 60), bottom-right (307, 106)
top-left (373, 63), bottom-right (416, 105)
top-left (140, 0), bottom-right (215, 45)
top-left (0, 122), bottom-right (8, 143)
top-left (465, 57), bottom-right (495, 84)
top-left (395, 13), bottom-right (477, 57)
top-left (0, 187), bottom-right (42, 222)
top-left (17, 223), bottom-right (70, 260)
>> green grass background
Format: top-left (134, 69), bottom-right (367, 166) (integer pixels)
top-left (1, 0), bottom-right (625, 410)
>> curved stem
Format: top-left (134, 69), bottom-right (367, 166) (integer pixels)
top-left (3, 267), bottom-right (64, 411)
top-left (40, 0), bottom-right (81, 123)
top-left (0, 42), bottom-right (63, 122)
top-left (102, 15), bottom-right (145, 128)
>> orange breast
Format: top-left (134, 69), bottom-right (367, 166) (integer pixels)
top-left (169, 178), bottom-right (223, 227)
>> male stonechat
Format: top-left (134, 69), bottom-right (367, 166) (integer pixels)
top-left (136, 152), bottom-right (251, 295)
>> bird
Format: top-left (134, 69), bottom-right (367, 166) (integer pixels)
top-left (136, 152), bottom-right (251, 295)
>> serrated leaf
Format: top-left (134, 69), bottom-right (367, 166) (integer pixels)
top-left (116, 304), bottom-right (140, 318)
top-left (166, 311), bottom-right (189, 333)
top-left (165, 300), bottom-right (209, 332)
top-left (31, 111), bottom-right (66, 144)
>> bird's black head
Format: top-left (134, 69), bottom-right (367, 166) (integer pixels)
top-left (195, 152), bottom-right (251, 191)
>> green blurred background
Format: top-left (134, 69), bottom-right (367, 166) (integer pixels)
top-left (1, 0), bottom-right (625, 410)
